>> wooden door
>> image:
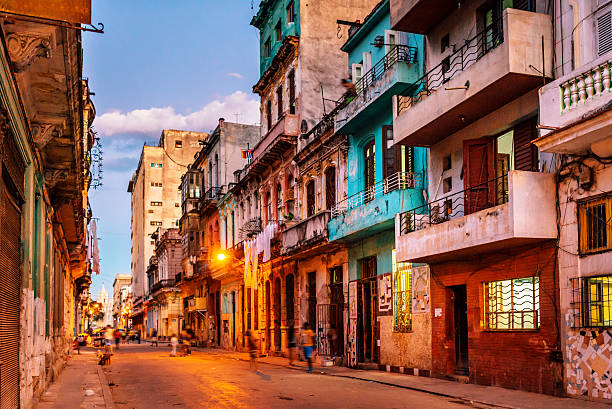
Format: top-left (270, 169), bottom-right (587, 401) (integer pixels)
top-left (463, 137), bottom-right (495, 215)
top-left (513, 117), bottom-right (538, 171)
top-left (364, 141), bottom-right (376, 201)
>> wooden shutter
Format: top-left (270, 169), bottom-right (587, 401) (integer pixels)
top-left (364, 141), bottom-right (376, 190)
top-left (463, 137), bottom-right (495, 215)
top-left (306, 181), bottom-right (315, 217)
top-left (597, 10), bottom-right (612, 56)
top-left (382, 126), bottom-right (394, 179)
top-left (513, 117), bottom-right (538, 171)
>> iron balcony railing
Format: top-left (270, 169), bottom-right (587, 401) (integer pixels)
top-left (399, 172), bottom-right (509, 235)
top-left (397, 17), bottom-right (504, 115)
top-left (151, 278), bottom-right (176, 293)
top-left (354, 44), bottom-right (418, 95)
top-left (201, 186), bottom-right (224, 203)
top-left (331, 172), bottom-right (422, 219)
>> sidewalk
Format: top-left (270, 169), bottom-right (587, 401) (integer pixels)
top-left (36, 350), bottom-right (114, 409)
top-left (197, 347), bottom-right (611, 409)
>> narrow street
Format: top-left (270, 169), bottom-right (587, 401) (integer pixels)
top-left (103, 344), bottom-right (472, 409)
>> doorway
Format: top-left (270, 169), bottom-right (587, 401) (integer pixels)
top-left (215, 291), bottom-right (221, 346)
top-left (274, 277), bottom-right (281, 352)
top-left (286, 274), bottom-right (295, 326)
top-left (265, 280), bottom-right (271, 352)
top-left (357, 257), bottom-right (378, 363)
top-left (451, 285), bottom-right (469, 375)
top-left (231, 291), bottom-right (236, 347)
top-left (329, 267), bottom-right (344, 357)
top-left (307, 272), bottom-right (317, 329)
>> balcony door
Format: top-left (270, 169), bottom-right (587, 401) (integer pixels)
top-left (463, 137), bottom-right (495, 215)
top-left (364, 140), bottom-right (376, 200)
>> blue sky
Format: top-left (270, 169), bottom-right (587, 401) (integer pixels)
top-left (86, 1), bottom-right (262, 299)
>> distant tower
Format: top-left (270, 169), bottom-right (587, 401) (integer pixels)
top-left (97, 285), bottom-right (113, 327)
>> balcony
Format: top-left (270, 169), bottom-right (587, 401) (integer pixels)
top-left (248, 113), bottom-right (299, 175)
top-left (200, 187), bottom-right (224, 211)
top-left (335, 45), bottom-right (419, 135)
top-left (390, 0), bottom-right (457, 34)
top-left (328, 172), bottom-right (423, 242)
top-left (187, 297), bottom-right (207, 312)
top-left (535, 52), bottom-right (612, 156)
top-left (151, 279), bottom-right (178, 294)
top-left (282, 210), bottom-right (331, 255)
top-left (394, 9), bottom-right (552, 147)
top-left (395, 171), bottom-right (556, 263)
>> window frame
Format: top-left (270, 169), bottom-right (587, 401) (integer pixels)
top-left (287, 1), bottom-right (295, 23)
top-left (483, 276), bottom-right (540, 331)
top-left (570, 275), bottom-right (612, 329)
top-left (392, 256), bottom-right (412, 333)
top-left (578, 192), bottom-right (612, 256)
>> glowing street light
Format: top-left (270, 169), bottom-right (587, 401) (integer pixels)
top-left (216, 252), bottom-right (227, 261)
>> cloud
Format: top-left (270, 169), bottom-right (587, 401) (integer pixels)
top-left (226, 72), bottom-right (244, 79)
top-left (95, 91), bottom-right (259, 138)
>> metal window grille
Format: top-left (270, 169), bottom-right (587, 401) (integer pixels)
top-left (393, 262), bottom-right (412, 332)
top-left (570, 276), bottom-right (612, 328)
top-left (578, 195), bottom-right (612, 255)
top-left (484, 277), bottom-right (539, 330)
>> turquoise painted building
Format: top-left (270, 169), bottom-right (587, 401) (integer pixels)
top-left (327, 0), bottom-right (427, 364)
top-left (251, 0), bottom-right (300, 75)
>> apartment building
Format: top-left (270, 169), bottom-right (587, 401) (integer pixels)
top-left (536, 0), bottom-right (612, 402)
top-left (392, 0), bottom-right (561, 394)
top-left (128, 130), bottom-right (207, 334)
top-left (112, 274), bottom-right (132, 328)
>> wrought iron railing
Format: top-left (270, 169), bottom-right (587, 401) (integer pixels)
top-left (201, 186), bottom-right (224, 203)
top-left (570, 276), bottom-right (612, 329)
top-left (399, 172), bottom-right (509, 235)
top-left (331, 172), bottom-right (422, 218)
top-left (151, 278), bottom-right (176, 293)
top-left (354, 45), bottom-right (418, 95)
top-left (397, 18), bottom-right (504, 115)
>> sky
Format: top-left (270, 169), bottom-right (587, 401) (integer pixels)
top-left (86, 1), bottom-right (262, 299)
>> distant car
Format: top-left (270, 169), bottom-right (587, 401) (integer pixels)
top-left (76, 333), bottom-right (88, 346)
top-left (92, 328), bottom-right (105, 347)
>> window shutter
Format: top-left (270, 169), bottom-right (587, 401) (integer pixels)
top-left (513, 117), bottom-right (538, 171)
top-left (597, 10), bottom-right (612, 57)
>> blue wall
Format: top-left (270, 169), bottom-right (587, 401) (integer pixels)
top-left (347, 230), bottom-right (395, 281)
top-left (253, 0), bottom-right (301, 75)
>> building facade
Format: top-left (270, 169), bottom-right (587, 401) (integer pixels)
top-left (128, 130), bottom-right (207, 334)
top-left (0, 6), bottom-right (97, 408)
top-left (536, 0), bottom-right (612, 401)
top-left (112, 274), bottom-right (132, 328)
top-left (392, 0), bottom-right (562, 394)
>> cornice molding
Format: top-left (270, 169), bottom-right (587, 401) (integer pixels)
top-left (6, 32), bottom-right (52, 73)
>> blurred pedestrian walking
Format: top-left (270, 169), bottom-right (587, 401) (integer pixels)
top-left (151, 328), bottom-right (158, 347)
top-left (288, 324), bottom-right (297, 366)
top-left (104, 325), bottom-right (114, 354)
top-left (114, 328), bottom-right (121, 349)
top-left (247, 330), bottom-right (258, 371)
top-left (302, 322), bottom-right (314, 373)
top-left (170, 334), bottom-right (178, 357)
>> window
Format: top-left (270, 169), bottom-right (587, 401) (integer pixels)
top-left (277, 86), bottom-right (283, 119)
top-left (484, 277), bottom-right (540, 330)
top-left (393, 251), bottom-right (412, 332)
top-left (150, 221), bottom-right (162, 226)
top-left (287, 1), bottom-right (294, 23)
top-left (288, 70), bottom-right (296, 114)
top-left (151, 201), bottom-right (162, 206)
top-left (597, 10), bottom-right (612, 56)
top-left (151, 163), bottom-right (162, 168)
top-left (265, 191), bottom-right (272, 223)
top-left (265, 38), bottom-right (271, 58)
top-left (443, 177), bottom-right (452, 193)
top-left (151, 182), bottom-right (162, 187)
top-left (443, 154), bottom-right (452, 171)
top-left (364, 140), bottom-right (375, 191)
top-left (148, 210), bottom-right (154, 214)
top-left (571, 276), bottom-right (612, 328)
top-left (441, 33), bottom-right (450, 53)
top-left (306, 180), bottom-right (315, 217)
top-left (275, 21), bottom-right (282, 42)
top-left (266, 100), bottom-right (272, 131)
top-left (325, 167), bottom-right (336, 210)
top-left (276, 183), bottom-right (283, 219)
top-left (579, 194), bottom-right (612, 255)
top-left (175, 140), bottom-right (182, 148)
top-left (175, 203), bottom-right (179, 207)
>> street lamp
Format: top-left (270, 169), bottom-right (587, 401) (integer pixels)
top-left (216, 252), bottom-right (227, 261)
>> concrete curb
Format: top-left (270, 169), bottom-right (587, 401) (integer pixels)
top-left (97, 366), bottom-right (115, 409)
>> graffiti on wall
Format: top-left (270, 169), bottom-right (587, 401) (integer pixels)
top-left (412, 265), bottom-right (430, 312)
top-left (378, 273), bottom-right (392, 314)
top-left (566, 327), bottom-right (612, 399)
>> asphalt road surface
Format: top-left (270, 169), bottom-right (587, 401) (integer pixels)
top-left (102, 344), bottom-right (480, 409)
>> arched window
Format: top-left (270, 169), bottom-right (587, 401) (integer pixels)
top-left (265, 191), bottom-right (272, 223)
top-left (325, 166), bottom-right (336, 210)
